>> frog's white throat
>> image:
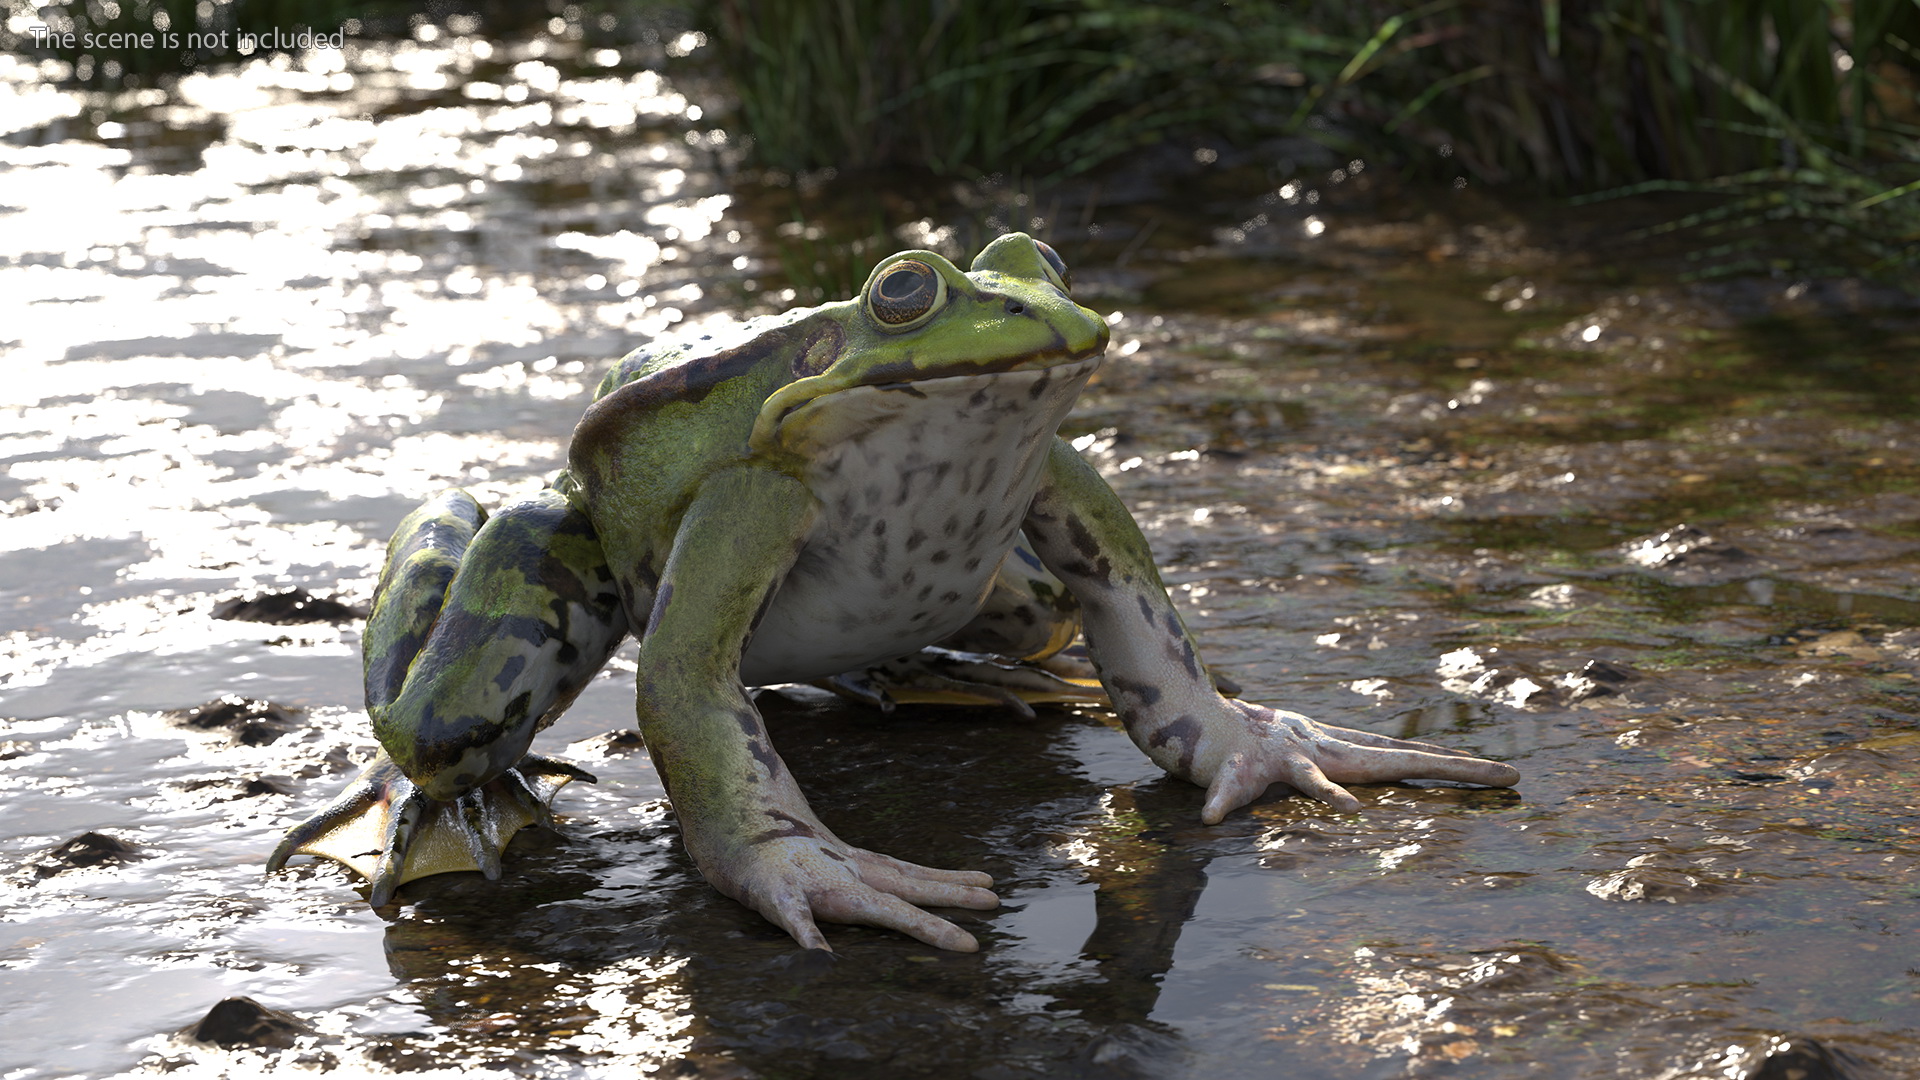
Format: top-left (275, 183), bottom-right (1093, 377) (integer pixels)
top-left (738, 355), bottom-right (1100, 686)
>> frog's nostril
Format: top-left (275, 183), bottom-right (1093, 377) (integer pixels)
top-left (1005, 299), bottom-right (1026, 315)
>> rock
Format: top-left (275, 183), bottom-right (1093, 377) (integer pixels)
top-left (1795, 630), bottom-right (1882, 662)
top-left (166, 695), bottom-right (300, 746)
top-left (582, 728), bottom-right (648, 755)
top-left (34, 831), bottom-right (145, 879)
top-left (183, 996), bottom-right (312, 1049)
top-left (1623, 524), bottom-right (1753, 570)
top-left (1585, 864), bottom-right (1729, 903)
top-left (1744, 1036), bottom-right (1868, 1080)
top-left (1558, 658), bottom-right (1640, 702)
top-left (210, 588), bottom-right (362, 625)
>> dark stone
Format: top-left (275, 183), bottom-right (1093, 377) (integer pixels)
top-left (1623, 524), bottom-right (1754, 569)
top-left (241, 776), bottom-right (297, 797)
top-left (35, 831), bottom-right (145, 878)
top-left (184, 996), bottom-right (312, 1049)
top-left (1747, 1037), bottom-right (1869, 1080)
top-left (1563, 658), bottom-right (1642, 702)
top-left (167, 695), bottom-right (300, 745)
top-left (588, 728), bottom-right (648, 754)
top-left (210, 588), bottom-right (363, 625)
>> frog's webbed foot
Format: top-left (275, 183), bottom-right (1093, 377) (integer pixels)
top-left (813, 645), bottom-right (1108, 718)
top-left (266, 753), bottom-right (594, 904)
top-left (1195, 699), bottom-right (1519, 822)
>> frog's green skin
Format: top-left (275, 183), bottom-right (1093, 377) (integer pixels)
top-left (269, 234), bottom-right (1518, 952)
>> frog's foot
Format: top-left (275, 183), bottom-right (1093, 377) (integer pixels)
top-left (266, 753), bottom-right (594, 904)
top-left (814, 645), bottom-right (1108, 718)
top-left (1195, 699), bottom-right (1519, 822)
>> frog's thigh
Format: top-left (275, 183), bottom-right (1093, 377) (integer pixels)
top-left (934, 531), bottom-right (1081, 660)
top-left (373, 488), bottom-right (630, 801)
top-left (364, 489), bottom-right (487, 711)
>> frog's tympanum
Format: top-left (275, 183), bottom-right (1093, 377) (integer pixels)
top-left (268, 235), bottom-right (1518, 951)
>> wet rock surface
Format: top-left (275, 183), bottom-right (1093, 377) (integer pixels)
top-left (166, 695), bottom-right (302, 746)
top-left (209, 588), bottom-right (364, 625)
top-left (1, 28), bottom-right (1917, 1080)
top-left (184, 996), bottom-right (315, 1050)
top-left (26, 832), bottom-right (146, 880)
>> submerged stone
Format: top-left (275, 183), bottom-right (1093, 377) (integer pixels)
top-left (211, 588), bottom-right (363, 625)
top-left (167, 695), bottom-right (301, 746)
top-left (184, 996), bottom-right (312, 1049)
top-left (33, 831), bottom-right (145, 879)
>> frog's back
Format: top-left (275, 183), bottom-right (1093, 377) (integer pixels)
top-left (588, 307), bottom-right (824, 411)
top-left (566, 307), bottom-right (847, 532)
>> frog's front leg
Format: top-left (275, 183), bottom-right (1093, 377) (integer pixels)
top-left (1024, 440), bottom-right (1519, 821)
top-left (619, 466), bottom-right (998, 952)
top-left (268, 488), bottom-right (627, 900)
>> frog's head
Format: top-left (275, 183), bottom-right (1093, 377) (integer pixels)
top-left (749, 233), bottom-right (1110, 454)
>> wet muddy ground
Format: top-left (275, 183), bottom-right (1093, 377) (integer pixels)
top-left (2, 29), bottom-right (1917, 1080)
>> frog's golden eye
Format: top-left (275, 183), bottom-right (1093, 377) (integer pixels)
top-left (868, 260), bottom-right (945, 330)
top-left (1034, 239), bottom-right (1071, 292)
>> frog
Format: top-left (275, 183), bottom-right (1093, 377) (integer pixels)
top-left (267, 233), bottom-right (1519, 952)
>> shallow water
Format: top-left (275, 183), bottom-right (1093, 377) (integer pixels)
top-left (2, 30), bottom-right (1917, 1080)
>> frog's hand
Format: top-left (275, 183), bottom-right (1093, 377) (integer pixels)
top-left (266, 752), bottom-right (594, 903)
top-left (618, 466), bottom-right (998, 951)
top-left (1023, 439), bottom-right (1518, 820)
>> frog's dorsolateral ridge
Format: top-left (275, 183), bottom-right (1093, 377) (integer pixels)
top-left (267, 234), bottom-right (1519, 952)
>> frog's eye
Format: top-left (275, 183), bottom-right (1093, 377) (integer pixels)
top-left (1034, 239), bottom-right (1071, 292)
top-left (868, 259), bottom-right (945, 330)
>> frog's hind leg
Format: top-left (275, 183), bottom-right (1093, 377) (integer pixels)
top-left (266, 752), bottom-right (594, 903)
top-left (268, 487), bottom-right (629, 901)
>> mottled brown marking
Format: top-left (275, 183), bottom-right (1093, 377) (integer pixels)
top-left (747, 810), bottom-right (819, 846)
top-left (1147, 715), bottom-right (1202, 774)
top-left (1066, 515), bottom-right (1101, 560)
top-left (1110, 675), bottom-right (1162, 705)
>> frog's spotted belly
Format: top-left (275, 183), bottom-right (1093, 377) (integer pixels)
top-left (740, 358), bottom-right (1097, 685)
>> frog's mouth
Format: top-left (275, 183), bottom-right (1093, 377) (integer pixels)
top-left (749, 348), bottom-right (1104, 455)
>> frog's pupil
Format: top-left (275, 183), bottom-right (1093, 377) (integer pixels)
top-left (881, 267), bottom-right (927, 300)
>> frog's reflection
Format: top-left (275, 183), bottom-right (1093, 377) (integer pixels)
top-left (375, 696), bottom-right (1229, 1075)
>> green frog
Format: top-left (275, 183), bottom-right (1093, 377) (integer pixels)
top-left (267, 234), bottom-right (1518, 952)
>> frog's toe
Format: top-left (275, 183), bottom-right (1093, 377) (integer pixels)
top-left (816, 646), bottom-right (1106, 717)
top-left (267, 753), bottom-right (595, 904)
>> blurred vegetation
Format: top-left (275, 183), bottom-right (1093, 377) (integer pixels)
top-left (697, 0), bottom-right (1331, 179)
top-left (697, 0), bottom-right (1920, 283)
